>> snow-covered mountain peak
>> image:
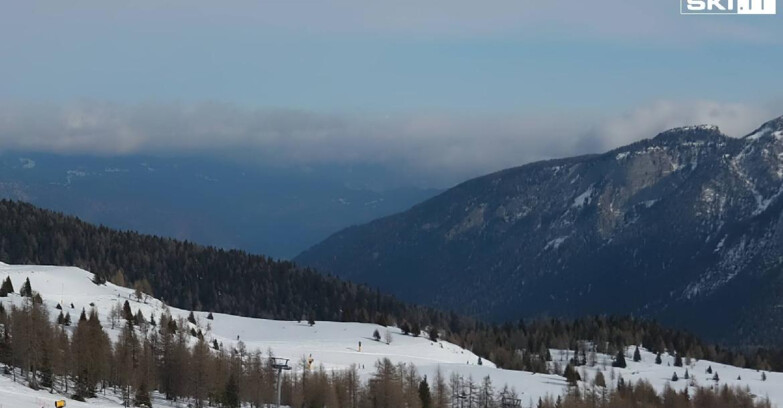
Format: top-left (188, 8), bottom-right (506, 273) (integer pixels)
top-left (744, 115), bottom-right (783, 141)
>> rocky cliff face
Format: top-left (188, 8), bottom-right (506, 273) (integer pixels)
top-left (297, 116), bottom-right (783, 344)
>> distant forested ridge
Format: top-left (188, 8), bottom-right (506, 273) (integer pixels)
top-left (3, 199), bottom-right (783, 373)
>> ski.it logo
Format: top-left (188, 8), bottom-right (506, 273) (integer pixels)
top-left (681, 0), bottom-right (776, 14)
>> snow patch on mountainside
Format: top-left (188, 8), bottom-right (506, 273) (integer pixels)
top-left (545, 236), bottom-right (570, 250)
top-left (572, 185), bottom-right (595, 208)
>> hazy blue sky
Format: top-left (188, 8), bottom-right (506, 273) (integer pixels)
top-left (1, 1), bottom-right (781, 186)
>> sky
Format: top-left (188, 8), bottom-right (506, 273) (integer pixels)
top-left (1, 1), bottom-right (782, 187)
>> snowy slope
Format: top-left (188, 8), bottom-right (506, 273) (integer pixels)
top-left (1, 262), bottom-right (781, 407)
top-left (558, 348), bottom-right (782, 404)
top-left (0, 374), bottom-right (189, 408)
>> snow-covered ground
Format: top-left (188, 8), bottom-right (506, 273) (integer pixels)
top-left (0, 262), bottom-right (781, 407)
top-left (0, 374), bottom-right (187, 408)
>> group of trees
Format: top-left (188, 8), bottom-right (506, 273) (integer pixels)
top-left (536, 380), bottom-right (772, 408)
top-left (2, 199), bottom-right (783, 376)
top-left (0, 295), bottom-right (111, 401)
top-left (0, 292), bottom-right (262, 406)
top-left (447, 314), bottom-right (783, 374)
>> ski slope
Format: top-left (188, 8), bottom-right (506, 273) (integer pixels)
top-left (1, 262), bottom-right (782, 407)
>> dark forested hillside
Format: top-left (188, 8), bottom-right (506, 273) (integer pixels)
top-left (0, 199), bottom-right (421, 325)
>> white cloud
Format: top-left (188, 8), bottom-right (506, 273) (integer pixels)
top-left (0, 100), bottom-right (778, 187)
top-left (596, 100), bottom-right (779, 149)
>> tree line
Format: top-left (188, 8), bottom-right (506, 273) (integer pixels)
top-left (535, 379), bottom-right (772, 408)
top-left (2, 199), bottom-right (783, 374)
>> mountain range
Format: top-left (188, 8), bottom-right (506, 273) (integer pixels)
top-left (297, 115), bottom-right (783, 345)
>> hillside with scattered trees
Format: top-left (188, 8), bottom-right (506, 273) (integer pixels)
top-left (0, 292), bottom-right (775, 408)
top-left (3, 199), bottom-right (783, 374)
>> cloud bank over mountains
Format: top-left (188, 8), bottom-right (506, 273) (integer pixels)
top-left (1, 100), bottom-right (778, 187)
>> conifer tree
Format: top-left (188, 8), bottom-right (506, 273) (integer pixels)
top-left (92, 272), bottom-right (106, 285)
top-left (116, 320), bottom-right (140, 406)
top-left (674, 353), bottom-right (683, 367)
top-left (0, 317), bottom-right (10, 376)
top-left (563, 363), bottom-right (581, 385)
top-left (134, 309), bottom-right (145, 326)
top-left (167, 317), bottom-right (177, 334)
top-left (123, 300), bottom-right (133, 322)
top-left (411, 322), bottom-right (421, 337)
top-left (612, 350), bottom-right (627, 368)
top-left (223, 373), bottom-right (240, 408)
top-left (0, 276), bottom-right (13, 296)
top-left (190, 337), bottom-right (212, 408)
top-left (633, 346), bottom-right (641, 362)
top-left (20, 277), bottom-right (32, 297)
top-left (134, 380), bottom-right (152, 407)
top-left (419, 376), bottom-right (432, 408)
top-left (39, 351), bottom-right (54, 389)
top-left (655, 352), bottom-right (662, 365)
top-left (373, 329), bottom-right (381, 341)
top-left (53, 327), bottom-right (69, 393)
top-left (594, 371), bottom-right (606, 387)
top-left (671, 372), bottom-right (678, 382)
top-left (73, 309), bottom-right (108, 399)
top-left (429, 327), bottom-right (439, 342)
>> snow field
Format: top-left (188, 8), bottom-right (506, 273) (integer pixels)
top-left (1, 262), bottom-right (781, 407)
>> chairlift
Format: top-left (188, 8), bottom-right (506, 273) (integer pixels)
top-left (271, 357), bottom-right (292, 408)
